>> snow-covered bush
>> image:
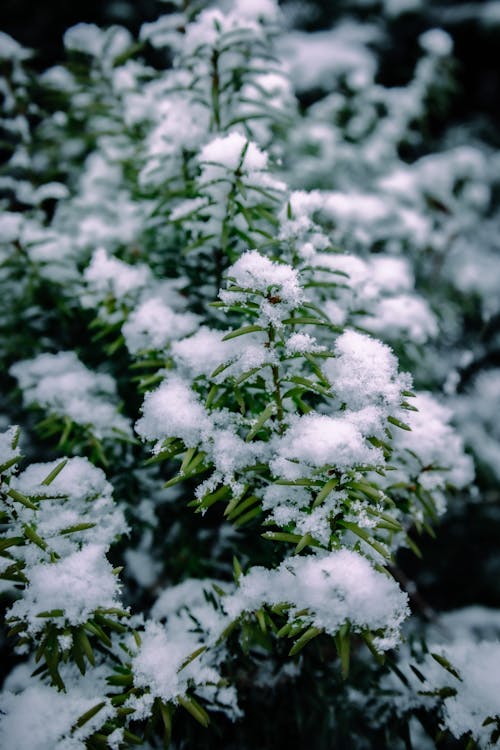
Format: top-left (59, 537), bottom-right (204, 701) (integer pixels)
top-left (0, 1), bottom-right (498, 748)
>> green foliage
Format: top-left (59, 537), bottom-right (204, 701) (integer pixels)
top-left (0, 2), bottom-right (496, 749)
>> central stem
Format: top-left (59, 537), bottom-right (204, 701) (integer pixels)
top-left (268, 325), bottom-right (284, 433)
top-left (211, 48), bottom-right (221, 131)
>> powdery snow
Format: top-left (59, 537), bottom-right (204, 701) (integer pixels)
top-left (10, 456), bottom-right (127, 562)
top-left (83, 247), bottom-right (152, 302)
top-left (363, 295), bottom-right (438, 344)
top-left (271, 413), bottom-right (383, 479)
top-left (172, 327), bottom-right (237, 378)
top-left (324, 330), bottom-right (411, 411)
top-left (132, 621), bottom-right (196, 703)
top-left (225, 550), bottom-right (409, 650)
top-left (223, 250), bottom-right (303, 309)
top-left (285, 332), bottom-right (325, 355)
top-left (0, 32), bottom-right (31, 61)
top-left (277, 23), bottom-right (378, 93)
top-left (10, 351), bottom-right (131, 440)
top-left (439, 641), bottom-right (500, 744)
top-left (135, 374), bottom-right (211, 450)
top-left (393, 392), bottom-right (474, 490)
top-left (0, 665), bottom-right (113, 750)
top-left (0, 426), bottom-right (20, 472)
top-left (454, 369), bottom-right (500, 480)
top-left (199, 132), bottom-right (268, 173)
top-left (9, 545), bottom-right (121, 633)
top-left (14, 455), bottom-right (109, 504)
top-left (123, 298), bottom-right (199, 354)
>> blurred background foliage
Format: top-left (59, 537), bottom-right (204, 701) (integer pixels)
top-left (1, 0), bottom-right (499, 628)
top-left (1, 2), bottom-right (500, 747)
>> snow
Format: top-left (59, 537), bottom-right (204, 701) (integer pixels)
top-left (363, 295), bottom-right (438, 344)
top-left (124, 535), bottom-right (159, 589)
top-left (383, 0), bottom-right (423, 16)
top-left (107, 728), bottom-right (124, 750)
top-left (0, 426), bottom-right (20, 472)
top-left (9, 545), bottom-right (122, 633)
top-left (211, 428), bottom-right (256, 478)
top-left (136, 371), bottom-right (266, 494)
top-left (0, 0), bottom-right (492, 740)
top-left (14, 455), bottom-right (109, 504)
top-left (196, 135), bottom-right (284, 218)
top-left (379, 146), bottom-right (490, 221)
top-left (223, 250), bottom-right (303, 309)
top-left (41, 62), bottom-right (75, 91)
top-left (454, 369), bottom-right (500, 480)
top-left (10, 351), bottom-right (132, 440)
top-left (173, 326), bottom-right (271, 382)
top-left (428, 606), bottom-right (500, 644)
top-left (444, 218), bottom-right (500, 318)
top-left (152, 578), bottom-right (221, 621)
top-left (282, 186), bottom-right (429, 261)
top-left (232, 0), bottom-right (280, 22)
top-left (132, 621), bottom-right (194, 703)
top-left (64, 23), bottom-right (106, 56)
top-left (419, 29), bottom-right (453, 57)
top-left (381, 603), bottom-right (500, 746)
top-left (304, 250), bottom-right (437, 344)
top-left (135, 375), bottom-right (211, 450)
top-left (139, 97), bottom-right (210, 186)
top-left (314, 253), bottom-right (373, 289)
top-left (324, 330), bottom-right (411, 411)
top-left (170, 197), bottom-right (208, 223)
top-left (132, 580), bottom-right (234, 711)
top-left (182, 7), bottom-right (266, 57)
top-left (285, 190), bottom-right (393, 237)
top-left (393, 393), bottom-right (474, 491)
top-left (323, 191), bottom-right (389, 224)
top-left (226, 550), bottom-right (409, 650)
top-left (10, 456), bottom-right (127, 563)
top-left (140, 14), bottom-right (186, 51)
top-left (123, 298), bottom-right (199, 354)
top-left (83, 247), bottom-right (152, 303)
top-left (63, 23), bottom-right (132, 62)
top-left (179, 135), bottom-right (285, 258)
top-left (285, 332), bottom-right (325, 355)
top-left (278, 23), bottom-right (378, 93)
top-left (0, 665), bottom-right (113, 750)
top-left (368, 256), bottom-right (413, 293)
top-left (48, 152), bottom-right (149, 257)
top-left (262, 483), bottom-right (344, 545)
top-left (386, 633), bottom-right (500, 748)
top-left (271, 413), bottom-right (384, 479)
top-left (0, 211), bottom-right (23, 243)
top-left (440, 641), bottom-right (500, 744)
top-left (131, 615), bottom-right (236, 715)
top-left (134, 551), bottom-right (409, 712)
top-left (481, 1), bottom-right (500, 26)
top-left (0, 32), bottom-right (32, 61)
top-left (199, 132), bottom-right (267, 173)
top-left (172, 327), bottom-right (235, 378)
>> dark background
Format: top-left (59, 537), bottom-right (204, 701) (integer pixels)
top-left (1, 0), bottom-right (500, 136)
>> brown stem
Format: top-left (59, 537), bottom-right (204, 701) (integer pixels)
top-left (268, 326), bottom-right (284, 432)
top-left (211, 48), bottom-right (221, 131)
